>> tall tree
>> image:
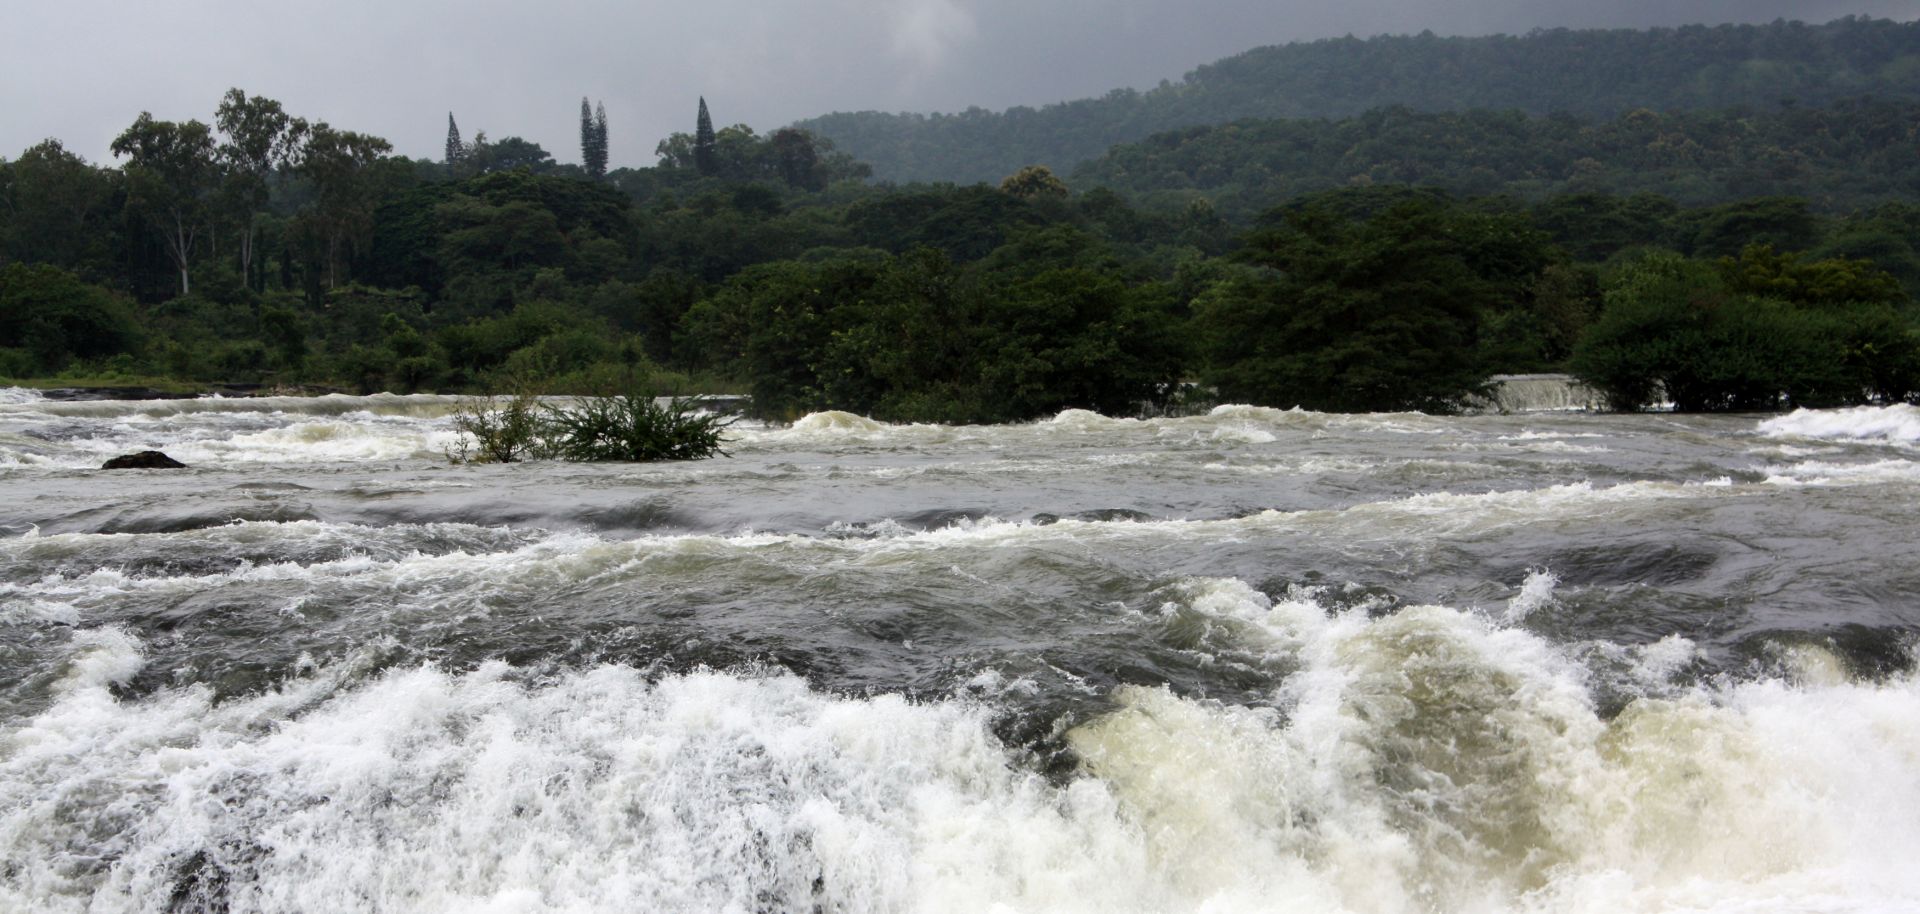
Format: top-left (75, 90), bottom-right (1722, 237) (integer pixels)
top-left (769, 128), bottom-right (820, 190)
top-left (111, 113), bottom-right (220, 297)
top-left (694, 97), bottom-right (718, 177)
top-left (580, 97), bottom-right (608, 179)
top-left (295, 123), bottom-right (393, 288)
top-left (215, 89), bottom-right (306, 291)
top-left (0, 139), bottom-right (113, 269)
top-left (593, 102), bottom-right (609, 177)
top-left (445, 113), bottom-right (463, 168)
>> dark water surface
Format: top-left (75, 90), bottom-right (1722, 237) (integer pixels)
top-left (3, 390), bottom-right (1918, 913)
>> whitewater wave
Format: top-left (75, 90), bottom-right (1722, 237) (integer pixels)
top-left (1758, 404), bottom-right (1920, 447)
top-left (736, 405), bottom-right (1453, 454)
top-left (1763, 458), bottom-right (1920, 486)
top-left (0, 476), bottom-right (1728, 599)
top-left (0, 392), bottom-right (469, 421)
top-left (6, 588), bottom-right (1918, 913)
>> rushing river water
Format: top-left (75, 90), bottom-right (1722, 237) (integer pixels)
top-left (2, 388), bottom-right (1918, 913)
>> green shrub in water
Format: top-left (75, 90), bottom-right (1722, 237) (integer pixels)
top-left (541, 392), bottom-right (731, 462)
top-left (447, 392), bottom-right (549, 463)
top-left (449, 389), bottom-right (730, 463)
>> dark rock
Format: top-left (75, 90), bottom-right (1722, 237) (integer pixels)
top-left (102, 451), bottom-right (188, 470)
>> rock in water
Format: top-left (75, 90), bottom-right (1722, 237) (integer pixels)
top-left (102, 450), bottom-right (188, 470)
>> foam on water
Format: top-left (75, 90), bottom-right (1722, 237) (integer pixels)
top-left (726, 404), bottom-right (1454, 455)
top-left (0, 410), bottom-right (458, 468)
top-left (0, 475), bottom-right (1730, 614)
top-left (0, 639), bottom-right (1153, 914)
top-left (6, 397), bottom-right (1920, 911)
top-left (1762, 458), bottom-right (1920, 486)
top-left (167, 416), bottom-right (457, 463)
top-left (1758, 404), bottom-right (1920, 447)
top-left (7, 586), bottom-right (1917, 913)
top-left (0, 392), bottom-right (468, 421)
top-left (1076, 581), bottom-right (1920, 914)
top-left (1504, 567), bottom-right (1560, 624)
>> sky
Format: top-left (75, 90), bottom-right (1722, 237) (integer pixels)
top-left (4, 0), bottom-right (1914, 169)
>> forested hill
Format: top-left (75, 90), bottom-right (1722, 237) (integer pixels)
top-left (793, 16), bottom-right (1920, 184)
top-left (1073, 98), bottom-right (1920, 223)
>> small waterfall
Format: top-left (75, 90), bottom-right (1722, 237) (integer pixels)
top-left (1475, 374), bottom-right (1604, 413)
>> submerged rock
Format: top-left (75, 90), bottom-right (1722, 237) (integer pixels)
top-left (102, 450), bottom-right (188, 470)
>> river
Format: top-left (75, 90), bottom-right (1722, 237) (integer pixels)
top-left (2, 389), bottom-right (1918, 913)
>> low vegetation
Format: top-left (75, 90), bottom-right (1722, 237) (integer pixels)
top-left (448, 388), bottom-right (730, 463)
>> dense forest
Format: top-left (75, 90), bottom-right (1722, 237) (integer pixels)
top-left (796, 16), bottom-right (1920, 183)
top-left (5, 15), bottom-right (1920, 419)
top-left (1074, 98), bottom-right (1920, 222)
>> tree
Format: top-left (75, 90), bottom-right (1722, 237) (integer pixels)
top-left (769, 128), bottom-right (819, 190)
top-left (445, 113), bottom-right (463, 168)
top-left (1569, 252), bottom-right (1914, 411)
top-left (999, 165), bottom-right (1069, 201)
top-left (0, 139), bottom-right (114, 270)
top-left (0, 263), bottom-right (141, 373)
top-left (111, 112), bottom-right (220, 297)
top-left (467, 135), bottom-right (554, 174)
top-left (215, 89), bottom-right (306, 292)
top-left (594, 102), bottom-right (609, 174)
top-left (294, 123), bottom-right (393, 288)
top-left (1195, 199), bottom-right (1548, 412)
top-left (580, 98), bottom-right (608, 179)
top-left (694, 97), bottom-right (718, 177)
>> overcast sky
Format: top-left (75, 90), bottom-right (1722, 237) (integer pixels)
top-left (4, 0), bottom-right (1913, 169)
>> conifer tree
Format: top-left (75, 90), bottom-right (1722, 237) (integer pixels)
top-left (580, 97), bottom-right (608, 179)
top-left (694, 97), bottom-right (718, 177)
top-left (594, 102), bottom-right (609, 175)
top-left (445, 113), bottom-right (463, 167)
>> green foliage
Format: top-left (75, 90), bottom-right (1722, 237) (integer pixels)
top-left (539, 392), bottom-right (731, 462)
top-left (9, 78), bottom-right (1920, 419)
top-left (693, 98), bottom-right (718, 178)
top-left (1570, 252), bottom-right (1919, 411)
top-left (112, 112), bottom-right (220, 296)
top-left (678, 239), bottom-right (1184, 423)
top-left (1194, 198), bottom-right (1551, 412)
top-left (798, 17), bottom-right (1920, 184)
top-left (1075, 100), bottom-right (1920, 223)
top-left (0, 264), bottom-right (141, 374)
top-left (463, 136), bottom-right (557, 175)
top-left (845, 186), bottom-right (1043, 261)
top-left (445, 113), bottom-right (463, 167)
top-left (447, 391), bottom-right (548, 463)
top-left (0, 139), bottom-right (119, 274)
top-left (448, 389), bottom-right (730, 463)
top-left (1717, 244), bottom-right (1908, 307)
top-left (1000, 165), bottom-right (1069, 200)
top-left (580, 98), bottom-right (609, 180)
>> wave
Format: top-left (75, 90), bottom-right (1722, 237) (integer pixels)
top-left (0, 475), bottom-right (1726, 593)
top-left (0, 392), bottom-right (470, 421)
top-left (1763, 458), bottom-right (1920, 486)
top-left (1758, 404), bottom-right (1920, 447)
top-left (5, 587), bottom-right (1917, 913)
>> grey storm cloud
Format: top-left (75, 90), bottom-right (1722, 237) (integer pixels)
top-left (4, 0), bottom-right (1913, 169)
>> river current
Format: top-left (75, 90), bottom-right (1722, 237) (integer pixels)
top-left (2, 388), bottom-right (1918, 913)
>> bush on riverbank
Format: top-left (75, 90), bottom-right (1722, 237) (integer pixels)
top-left (1571, 249), bottom-right (1920, 411)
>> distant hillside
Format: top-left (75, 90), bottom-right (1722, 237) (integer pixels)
top-left (794, 16), bottom-right (1920, 184)
top-left (1072, 98), bottom-right (1920, 222)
